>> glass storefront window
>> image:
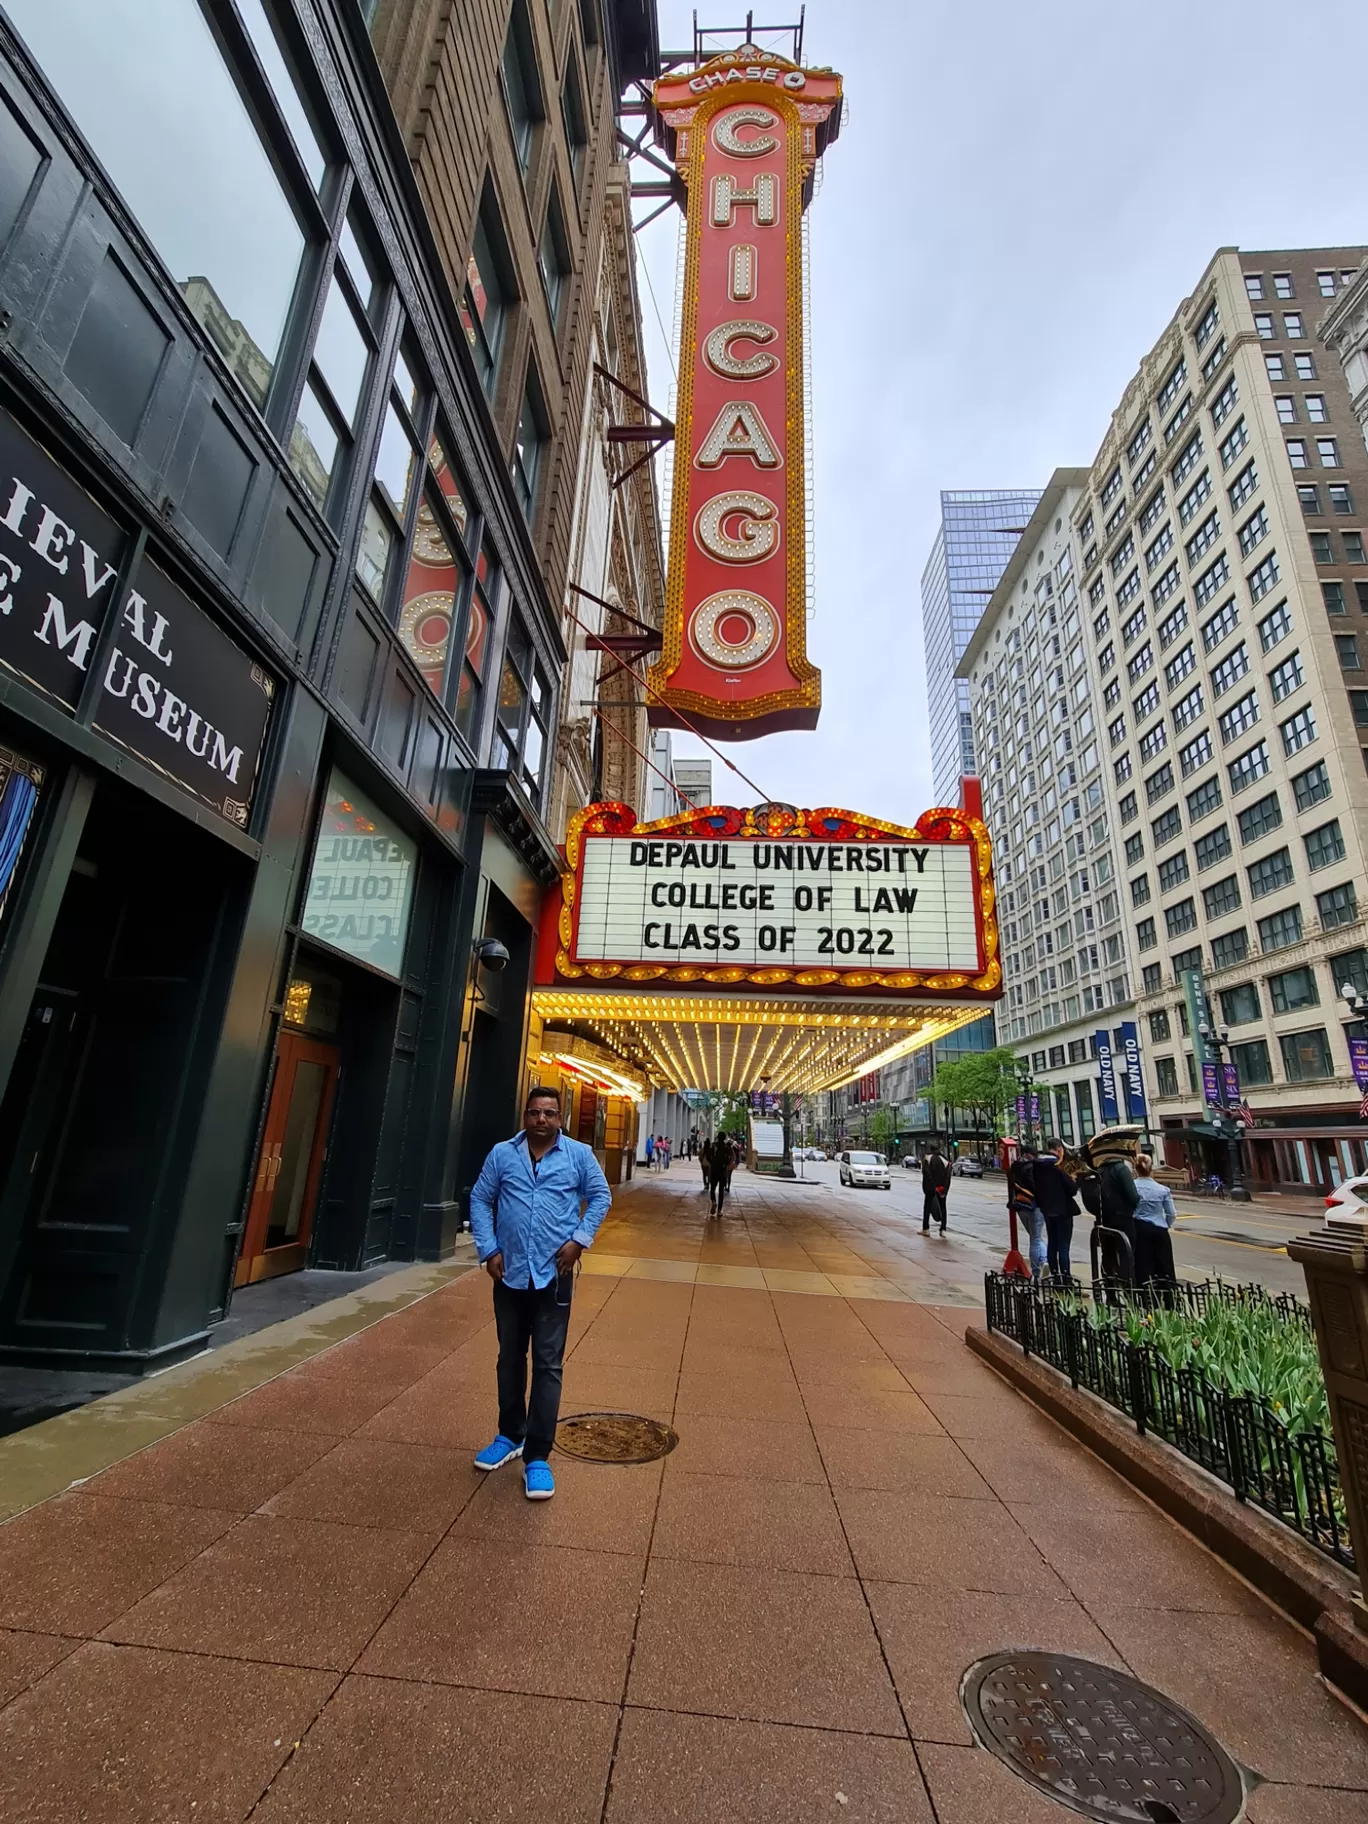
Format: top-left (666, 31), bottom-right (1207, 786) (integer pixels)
top-left (313, 276), bottom-right (369, 427)
top-left (11, 0), bottom-right (308, 411)
top-left (234, 0), bottom-right (326, 190)
top-left (455, 556), bottom-right (495, 745)
top-left (396, 489), bottom-right (464, 696)
top-left (289, 379), bottom-right (338, 512)
top-left (299, 773), bottom-right (417, 979)
top-left (0, 744), bottom-right (43, 928)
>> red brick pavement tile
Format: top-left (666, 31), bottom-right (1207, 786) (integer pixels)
top-left (953, 1432), bottom-right (1147, 1510)
top-left (800, 1384), bottom-right (946, 1435)
top-left (1098, 1607), bottom-right (1368, 1788)
top-left (204, 1369), bottom-right (403, 1437)
top-left (0, 1629), bottom-right (78, 1708)
top-left (604, 1708), bottom-right (932, 1822)
top-left (673, 1369), bottom-right (809, 1424)
top-left (917, 1389), bottom-right (1071, 1441)
top-left (651, 1469), bottom-right (854, 1577)
top-left (301, 1340), bottom-right (456, 1388)
top-left (678, 1344), bottom-right (800, 1384)
top-left (451, 1453), bottom-right (662, 1556)
top-left (1247, 1785), bottom-right (1368, 1821)
top-left (356, 1377), bottom-right (496, 1451)
top-left (833, 1489), bottom-right (1069, 1596)
top-left (788, 1358), bottom-right (914, 1394)
top-left (1007, 1501), bottom-right (1267, 1617)
top-left (252, 1676), bottom-right (617, 1824)
top-left (566, 1334), bottom-right (685, 1372)
top-left (262, 1438), bottom-right (483, 1534)
top-left (864, 1583), bottom-right (1129, 1746)
top-left (916, 1739), bottom-right (1089, 1823)
top-left (356, 1535), bottom-right (642, 1703)
top-left (0, 1640), bottom-right (336, 1824)
top-left (812, 1427), bottom-right (995, 1498)
top-left (0, 1492), bottom-right (237, 1636)
top-left (102, 1513), bottom-right (432, 1670)
top-left (89, 1422), bottom-right (335, 1513)
top-left (627, 1558), bottom-right (904, 1734)
top-left (661, 1414), bottom-right (826, 1482)
top-left (559, 1366), bottom-right (680, 1420)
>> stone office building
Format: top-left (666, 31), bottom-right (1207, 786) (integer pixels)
top-left (0, 0), bottom-right (656, 1373)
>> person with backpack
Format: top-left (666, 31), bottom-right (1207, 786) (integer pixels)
top-left (1032, 1139), bottom-right (1080, 1283)
top-left (920, 1147), bottom-right (951, 1234)
top-left (1007, 1146), bottom-right (1045, 1277)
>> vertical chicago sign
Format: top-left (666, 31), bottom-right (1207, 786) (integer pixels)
top-left (650, 48), bottom-right (842, 741)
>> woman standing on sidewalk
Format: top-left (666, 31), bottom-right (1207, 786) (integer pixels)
top-left (1132, 1154), bottom-right (1178, 1295)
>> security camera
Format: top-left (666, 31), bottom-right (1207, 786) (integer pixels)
top-left (473, 937), bottom-right (510, 972)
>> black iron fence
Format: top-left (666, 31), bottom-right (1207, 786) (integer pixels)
top-left (984, 1273), bottom-right (1352, 1570)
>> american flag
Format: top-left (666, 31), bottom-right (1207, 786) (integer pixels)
top-left (1360, 1090), bottom-right (1368, 1121)
top-left (1235, 1100), bottom-right (1255, 1125)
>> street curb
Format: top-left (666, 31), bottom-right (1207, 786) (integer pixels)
top-left (964, 1323), bottom-right (1368, 1713)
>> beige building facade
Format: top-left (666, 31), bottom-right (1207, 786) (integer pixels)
top-left (962, 248), bottom-right (1368, 1192)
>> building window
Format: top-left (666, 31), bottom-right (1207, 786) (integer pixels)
top-left (537, 187), bottom-right (571, 323)
top-left (1140, 723), bottom-right (1168, 763)
top-left (1237, 791), bottom-right (1282, 844)
top-left (1217, 690), bottom-right (1259, 745)
top-left (462, 201), bottom-right (513, 391)
top-left (1140, 488), bottom-right (1167, 535)
top-left (1297, 484), bottom-right (1320, 514)
top-left (1194, 823), bottom-right (1232, 870)
top-left (1346, 533), bottom-right (1365, 564)
top-left (1220, 982), bottom-right (1260, 1024)
top-left (1330, 484), bottom-right (1354, 514)
top-left (1099, 641), bottom-right (1116, 673)
top-left (1296, 352), bottom-right (1318, 380)
top-left (1125, 833), bottom-right (1145, 866)
top-left (1165, 642), bottom-right (1198, 689)
top-left (1275, 397), bottom-right (1297, 425)
top-left (1158, 852), bottom-right (1190, 892)
top-left (1120, 789), bottom-right (1138, 823)
top-left (1306, 394), bottom-right (1329, 424)
top-left (1323, 581), bottom-right (1347, 615)
top-left (1142, 963), bottom-right (1163, 994)
top-left (1318, 438), bottom-right (1342, 468)
top-left (1114, 753), bottom-right (1133, 784)
top-left (1203, 873), bottom-right (1241, 919)
top-left (1172, 433), bottom-right (1204, 486)
top-left (1131, 873), bottom-right (1152, 908)
top-left (1287, 440), bottom-right (1309, 470)
top-left (1109, 715), bottom-right (1128, 749)
top-left (1331, 948), bottom-right (1368, 999)
top-left (1152, 806), bottom-right (1182, 848)
top-left (1158, 605), bottom-right (1189, 650)
top-left (1280, 705), bottom-right (1317, 755)
top-left (1246, 274), bottom-right (1265, 300)
top-left (1265, 353), bottom-right (1286, 380)
top-left (1186, 775), bottom-right (1222, 822)
top-left (1317, 883), bottom-right (1359, 930)
top-left (1267, 649), bottom-right (1304, 707)
top-left (1228, 462), bottom-right (1259, 512)
top-left (1127, 642), bottom-right (1155, 684)
top-left (1136, 917), bottom-right (1157, 951)
top-left (1212, 927), bottom-right (1249, 970)
top-left (1211, 377), bottom-right (1240, 426)
top-left (1309, 531), bottom-right (1334, 563)
top-left (1269, 966), bottom-right (1319, 1014)
top-left (1194, 554), bottom-right (1231, 606)
top-left (1134, 682), bottom-right (1161, 722)
top-left (1172, 946), bottom-right (1202, 984)
top-left (1253, 312), bottom-right (1274, 338)
top-left (1202, 339), bottom-right (1227, 383)
top-left (1304, 819), bottom-right (1345, 872)
top-left (1248, 847), bottom-right (1295, 900)
top-left (1210, 641), bottom-right (1249, 696)
top-left (501, 0), bottom-right (544, 172)
top-left (1186, 511), bottom-right (1222, 567)
top-left (1356, 582), bottom-right (1368, 614)
top-left (512, 369), bottom-right (549, 519)
top-left (1353, 691), bottom-right (1368, 728)
top-left (1127, 420), bottom-right (1153, 467)
top-left (1165, 898), bottom-right (1198, 939)
top-left (1247, 552), bottom-right (1280, 601)
top-left (1258, 906), bottom-right (1303, 953)
top-left (1149, 1009), bottom-right (1171, 1040)
top-left (1173, 685), bottom-right (1205, 730)
top-left (1202, 601), bottom-right (1240, 659)
top-left (1230, 1039), bottom-right (1272, 1085)
top-left (1228, 741), bottom-right (1271, 795)
top-left (561, 50), bottom-right (589, 182)
top-left (1155, 1056), bottom-right (1180, 1096)
top-left (1317, 271), bottom-right (1337, 298)
top-left (1280, 1028), bottom-right (1332, 1082)
top-left (1195, 299), bottom-right (1220, 347)
top-left (1284, 312), bottom-right (1305, 338)
top-left (1238, 508), bottom-right (1269, 558)
top-left (493, 614), bottom-right (552, 800)
top-left (1153, 561), bottom-right (1181, 606)
top-left (1291, 760), bottom-right (1330, 812)
top-left (1219, 421), bottom-right (1249, 468)
top-left (1335, 633), bottom-right (1361, 670)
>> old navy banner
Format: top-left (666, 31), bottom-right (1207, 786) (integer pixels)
top-left (1350, 1036), bottom-right (1368, 1092)
top-left (1094, 1028), bottom-right (1120, 1123)
top-left (1119, 1021), bottom-right (1147, 1121)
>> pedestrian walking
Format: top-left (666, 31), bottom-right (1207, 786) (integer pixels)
top-left (1132, 1153), bottom-right (1178, 1296)
top-left (707, 1135), bottom-right (736, 1215)
top-left (1007, 1146), bottom-right (1045, 1277)
top-left (698, 1135), bottom-right (713, 1189)
top-left (920, 1147), bottom-right (951, 1233)
top-left (469, 1086), bottom-right (610, 1501)
top-left (644, 1131), bottom-right (655, 1170)
top-left (1032, 1139), bottom-right (1080, 1284)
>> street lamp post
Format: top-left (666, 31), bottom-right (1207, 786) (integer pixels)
top-left (1197, 1018), bottom-right (1250, 1204)
top-left (1014, 1059), bottom-right (1035, 1150)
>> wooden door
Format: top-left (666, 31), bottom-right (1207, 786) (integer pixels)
top-left (235, 1033), bottom-right (340, 1286)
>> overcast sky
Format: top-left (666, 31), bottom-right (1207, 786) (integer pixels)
top-left (634, 0), bottom-right (1368, 823)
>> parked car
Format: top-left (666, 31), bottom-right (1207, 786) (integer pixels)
top-left (1325, 1173), bottom-right (1368, 1224)
top-left (951, 1156), bottom-right (984, 1178)
top-left (839, 1150), bottom-right (891, 1189)
top-left (902, 1154), bottom-right (920, 1169)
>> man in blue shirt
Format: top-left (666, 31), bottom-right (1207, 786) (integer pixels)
top-left (469, 1086), bottom-right (611, 1500)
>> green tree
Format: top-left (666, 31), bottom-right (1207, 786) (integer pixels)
top-left (930, 1047), bottom-right (1018, 1142)
top-left (868, 1105), bottom-right (898, 1155)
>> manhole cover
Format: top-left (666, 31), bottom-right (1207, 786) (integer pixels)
top-left (961, 1652), bottom-right (1244, 1823)
top-left (555, 1411), bottom-right (678, 1463)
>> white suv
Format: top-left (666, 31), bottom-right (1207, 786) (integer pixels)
top-left (839, 1150), bottom-right (891, 1189)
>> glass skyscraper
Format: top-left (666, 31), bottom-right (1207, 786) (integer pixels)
top-left (922, 489), bottom-right (1041, 805)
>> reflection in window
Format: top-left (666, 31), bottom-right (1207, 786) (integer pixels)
top-left (493, 614), bottom-right (551, 799)
top-left (314, 277), bottom-right (369, 426)
top-left (11, 0), bottom-right (307, 411)
top-left (234, 0), bottom-right (326, 190)
top-left (397, 490), bottom-right (462, 695)
top-left (455, 553), bottom-right (497, 745)
top-left (461, 209), bottom-right (508, 391)
top-left (289, 380), bottom-right (338, 511)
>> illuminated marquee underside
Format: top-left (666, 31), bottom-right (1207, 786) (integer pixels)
top-left (648, 48), bottom-right (842, 740)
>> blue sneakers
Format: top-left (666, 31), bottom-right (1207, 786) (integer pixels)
top-left (473, 1434), bottom-right (523, 1471)
top-left (523, 1459), bottom-right (555, 1500)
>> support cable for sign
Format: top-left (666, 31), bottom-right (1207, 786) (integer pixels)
top-left (589, 702), bottom-right (701, 813)
top-left (562, 596), bottom-right (775, 805)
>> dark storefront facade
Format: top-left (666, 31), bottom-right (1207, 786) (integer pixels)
top-left (0, 0), bottom-right (568, 1369)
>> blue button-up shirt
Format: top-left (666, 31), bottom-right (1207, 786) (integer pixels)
top-left (469, 1131), bottom-right (611, 1288)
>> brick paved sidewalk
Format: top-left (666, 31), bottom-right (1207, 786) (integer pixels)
top-left (1, 1174), bottom-right (1365, 1822)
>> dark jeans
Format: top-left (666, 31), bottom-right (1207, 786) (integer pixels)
top-left (1044, 1212), bottom-right (1073, 1280)
top-left (709, 1169), bottom-right (732, 1210)
top-left (493, 1277), bottom-right (573, 1462)
top-left (922, 1190), bottom-right (946, 1229)
top-left (1134, 1220), bottom-right (1177, 1296)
